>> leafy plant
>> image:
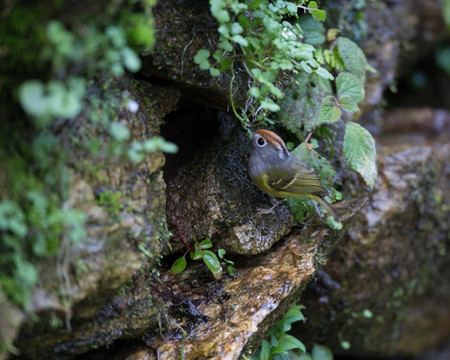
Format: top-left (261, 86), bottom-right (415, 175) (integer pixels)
top-left (251, 302), bottom-right (307, 360)
top-left (171, 236), bottom-right (235, 280)
top-left (195, 0), bottom-right (378, 221)
top-left (252, 302), bottom-right (335, 360)
top-left (298, 344), bottom-right (334, 360)
top-left (170, 218), bottom-right (236, 280)
top-left (194, 0), bottom-right (334, 126)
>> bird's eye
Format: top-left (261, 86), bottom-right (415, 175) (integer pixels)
top-left (257, 137), bottom-right (266, 147)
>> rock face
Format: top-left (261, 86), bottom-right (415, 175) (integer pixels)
top-left (7, 0), bottom-right (450, 359)
top-left (14, 79), bottom-right (181, 359)
top-left (291, 108), bottom-right (450, 357)
top-left (163, 111), bottom-right (293, 255)
top-left (69, 206), bottom-right (360, 360)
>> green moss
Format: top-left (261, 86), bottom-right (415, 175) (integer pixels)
top-left (0, 0), bottom-right (159, 310)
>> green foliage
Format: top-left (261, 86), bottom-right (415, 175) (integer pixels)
top-left (96, 190), bottom-right (124, 217)
top-left (252, 303), bottom-right (335, 360)
top-left (171, 238), bottom-right (235, 280)
top-left (343, 122), bottom-right (377, 188)
top-left (251, 302), bottom-right (307, 360)
top-left (286, 142), bottom-right (342, 227)
top-left (197, 0), bottom-right (377, 210)
top-left (194, 0), bottom-right (335, 127)
top-left (336, 37), bottom-right (367, 78)
top-left (19, 78), bottom-right (86, 124)
top-left (0, 0), bottom-right (163, 309)
top-left (317, 71), bottom-right (365, 125)
top-left (298, 344), bottom-right (334, 360)
top-left (443, 0), bottom-right (450, 31)
top-left (435, 45), bottom-right (450, 76)
top-left (128, 137), bottom-right (179, 162)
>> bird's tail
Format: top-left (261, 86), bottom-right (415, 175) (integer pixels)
top-left (311, 195), bottom-right (339, 221)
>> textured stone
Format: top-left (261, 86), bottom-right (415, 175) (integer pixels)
top-left (290, 108), bottom-right (450, 358)
top-left (164, 113), bottom-right (293, 255)
top-left (15, 78), bottom-right (181, 359)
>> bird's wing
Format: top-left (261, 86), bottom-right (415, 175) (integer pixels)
top-left (266, 159), bottom-right (328, 197)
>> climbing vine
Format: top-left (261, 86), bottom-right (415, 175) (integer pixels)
top-left (194, 0), bottom-right (378, 222)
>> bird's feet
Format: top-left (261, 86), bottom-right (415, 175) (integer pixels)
top-left (256, 199), bottom-right (284, 215)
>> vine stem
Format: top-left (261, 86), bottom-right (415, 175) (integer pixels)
top-left (229, 63), bottom-right (247, 124)
top-left (175, 219), bottom-right (193, 253)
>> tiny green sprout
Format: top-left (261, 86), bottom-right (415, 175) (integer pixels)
top-left (363, 309), bottom-right (373, 318)
top-left (338, 332), bottom-right (351, 350)
top-left (325, 216), bottom-right (342, 230)
top-left (218, 248), bottom-right (235, 276)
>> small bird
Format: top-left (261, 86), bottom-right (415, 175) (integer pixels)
top-left (248, 129), bottom-right (338, 220)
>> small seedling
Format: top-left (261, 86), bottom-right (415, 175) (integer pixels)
top-left (170, 222), bottom-right (235, 279)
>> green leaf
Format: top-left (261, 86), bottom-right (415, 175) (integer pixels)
top-left (232, 35), bottom-right (249, 47)
top-left (18, 80), bottom-right (50, 120)
top-left (284, 303), bottom-right (305, 318)
top-left (339, 96), bottom-right (359, 113)
top-left (343, 122), bottom-right (377, 189)
top-left (211, 0), bottom-right (230, 23)
top-left (194, 49), bottom-right (211, 70)
top-left (260, 99), bottom-right (280, 112)
top-left (297, 16), bottom-right (325, 45)
top-left (311, 344), bottom-right (333, 360)
top-left (219, 58), bottom-right (232, 72)
top-left (278, 334), bottom-right (306, 352)
top-left (219, 40), bottom-right (233, 52)
top-left (444, 0), bottom-right (450, 31)
top-left (199, 238), bottom-right (213, 249)
top-left (260, 339), bottom-right (270, 360)
top-left (336, 37), bottom-right (367, 76)
top-left (0, 201), bottom-right (28, 238)
top-left (121, 47), bottom-right (142, 73)
top-left (336, 72), bottom-right (365, 103)
top-left (301, 60), bottom-right (313, 73)
top-left (190, 241), bottom-right (203, 260)
top-left (139, 137), bottom-right (178, 154)
top-left (363, 309), bottom-right (373, 318)
top-left (340, 341), bottom-right (351, 350)
top-left (317, 96), bottom-right (340, 125)
top-left (227, 265), bottom-right (235, 276)
top-left (171, 256), bottom-right (187, 274)
top-left (315, 67), bottom-right (334, 80)
top-left (15, 260), bottom-right (38, 288)
top-left (218, 248), bottom-right (226, 258)
top-left (231, 22), bottom-right (244, 35)
top-left (238, 12), bottom-right (251, 28)
top-left (159, 140), bottom-right (179, 154)
top-left (109, 122), bottom-right (130, 141)
top-left (210, 67), bottom-right (220, 77)
top-left (307, 2), bottom-right (326, 22)
top-left (249, 87), bottom-right (261, 98)
top-left (280, 59), bottom-right (294, 70)
top-left (202, 250), bottom-right (222, 280)
top-left (325, 215), bottom-right (342, 229)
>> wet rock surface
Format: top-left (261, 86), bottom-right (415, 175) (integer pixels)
top-left (7, 0), bottom-right (450, 359)
top-left (140, 0), bottom-right (248, 110)
top-left (14, 78), bottom-right (181, 359)
top-left (79, 205), bottom-right (360, 360)
top-left (290, 108), bottom-right (450, 358)
top-left (163, 110), bottom-right (293, 255)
